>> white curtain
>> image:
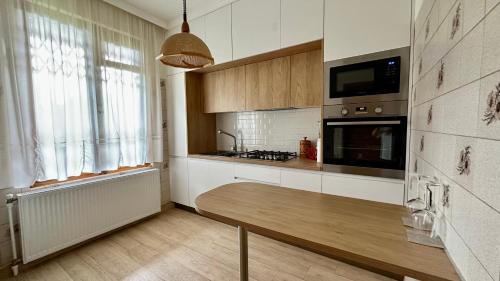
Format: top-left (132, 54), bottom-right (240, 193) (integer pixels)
top-left (0, 0), bottom-right (165, 186)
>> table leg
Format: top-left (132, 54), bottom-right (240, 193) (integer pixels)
top-left (238, 226), bottom-right (249, 281)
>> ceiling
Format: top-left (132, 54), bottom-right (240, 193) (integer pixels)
top-left (104, 0), bottom-right (235, 29)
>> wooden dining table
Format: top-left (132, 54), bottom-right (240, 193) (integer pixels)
top-left (195, 182), bottom-right (460, 281)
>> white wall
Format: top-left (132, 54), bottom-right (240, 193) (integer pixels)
top-left (409, 1), bottom-right (500, 280)
top-left (216, 108), bottom-right (321, 153)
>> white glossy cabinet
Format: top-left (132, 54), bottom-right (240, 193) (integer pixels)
top-left (205, 5), bottom-right (232, 64)
top-left (166, 73), bottom-right (188, 157)
top-left (189, 16), bottom-right (206, 41)
top-left (231, 0), bottom-right (281, 59)
top-left (188, 159), bottom-right (235, 207)
top-left (322, 173), bottom-right (404, 205)
top-left (169, 157), bottom-right (189, 205)
top-left (234, 164), bottom-right (281, 185)
top-left (280, 0), bottom-right (324, 48)
top-left (280, 169), bottom-right (322, 193)
top-left (324, 0), bottom-right (411, 61)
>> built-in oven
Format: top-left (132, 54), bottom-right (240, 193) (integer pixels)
top-left (322, 101), bottom-right (407, 179)
top-left (324, 47), bottom-right (410, 105)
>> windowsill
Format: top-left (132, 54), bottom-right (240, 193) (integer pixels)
top-left (31, 164), bottom-right (154, 191)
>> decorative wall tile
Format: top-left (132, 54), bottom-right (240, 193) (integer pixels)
top-left (462, 0), bottom-right (485, 34)
top-left (453, 138), bottom-right (475, 191)
top-left (486, 0), bottom-right (500, 13)
top-left (478, 71), bottom-right (500, 139)
top-left (437, 62), bottom-right (445, 90)
top-left (459, 22), bottom-right (484, 85)
top-left (438, 0), bottom-right (459, 25)
top-left (444, 2), bottom-right (464, 52)
top-left (438, 81), bottom-right (480, 136)
top-left (481, 3), bottom-right (500, 76)
top-left (439, 42), bottom-right (462, 96)
top-left (473, 138), bottom-right (500, 212)
top-left (411, 1), bottom-right (499, 279)
top-left (415, 0), bottom-right (437, 39)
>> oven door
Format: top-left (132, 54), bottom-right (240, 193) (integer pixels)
top-left (323, 117), bottom-right (407, 170)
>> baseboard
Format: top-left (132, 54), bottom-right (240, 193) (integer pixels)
top-left (174, 203), bottom-right (197, 213)
top-left (161, 202), bottom-right (175, 212)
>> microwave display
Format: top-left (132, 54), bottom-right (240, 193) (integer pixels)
top-left (330, 56), bottom-right (401, 98)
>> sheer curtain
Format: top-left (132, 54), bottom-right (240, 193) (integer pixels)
top-left (0, 0), bottom-right (165, 186)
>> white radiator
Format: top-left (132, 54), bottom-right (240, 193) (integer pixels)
top-left (17, 168), bottom-right (161, 263)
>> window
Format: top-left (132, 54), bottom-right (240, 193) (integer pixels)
top-left (27, 10), bottom-right (149, 183)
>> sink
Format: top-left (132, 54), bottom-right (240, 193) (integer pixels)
top-left (205, 151), bottom-right (240, 157)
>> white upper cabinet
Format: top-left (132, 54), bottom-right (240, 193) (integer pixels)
top-left (280, 0), bottom-right (324, 48)
top-left (205, 5), bottom-right (233, 64)
top-left (189, 16), bottom-right (206, 41)
top-left (324, 0), bottom-right (411, 61)
top-left (231, 0), bottom-right (281, 60)
top-left (166, 73), bottom-right (188, 157)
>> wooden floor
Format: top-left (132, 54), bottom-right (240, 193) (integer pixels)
top-left (8, 208), bottom-right (394, 281)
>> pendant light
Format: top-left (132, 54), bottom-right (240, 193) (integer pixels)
top-left (157, 0), bottom-right (214, 68)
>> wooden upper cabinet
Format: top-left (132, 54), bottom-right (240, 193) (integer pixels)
top-left (245, 57), bottom-right (290, 110)
top-left (290, 50), bottom-right (323, 108)
top-left (202, 66), bottom-right (245, 113)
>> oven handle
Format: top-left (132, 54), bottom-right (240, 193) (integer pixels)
top-left (326, 120), bottom-right (401, 126)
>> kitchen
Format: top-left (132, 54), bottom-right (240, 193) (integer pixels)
top-left (0, 0), bottom-right (498, 281)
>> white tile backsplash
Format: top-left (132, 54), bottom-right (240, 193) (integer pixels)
top-left (216, 108), bottom-right (321, 153)
top-left (411, 1), bottom-right (500, 280)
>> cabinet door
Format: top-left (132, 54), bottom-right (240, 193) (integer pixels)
top-left (188, 159), bottom-right (235, 206)
top-left (231, 0), bottom-right (280, 59)
top-left (245, 56), bottom-right (290, 110)
top-left (222, 66), bottom-right (246, 111)
top-left (202, 66), bottom-right (246, 113)
top-left (205, 5), bottom-right (232, 64)
top-left (281, 169), bottom-right (322, 193)
top-left (189, 16), bottom-right (206, 41)
top-left (290, 50), bottom-right (323, 108)
top-left (234, 164), bottom-right (281, 185)
top-left (281, 0), bottom-right (324, 48)
top-left (169, 157), bottom-right (189, 206)
top-left (322, 173), bottom-right (404, 205)
top-left (202, 71), bottom-right (219, 113)
top-left (166, 73), bottom-right (188, 157)
top-left (324, 0), bottom-right (411, 61)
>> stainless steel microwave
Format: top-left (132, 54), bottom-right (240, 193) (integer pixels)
top-left (324, 47), bottom-right (410, 105)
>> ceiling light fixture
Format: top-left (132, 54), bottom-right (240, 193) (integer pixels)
top-left (156, 0), bottom-right (214, 69)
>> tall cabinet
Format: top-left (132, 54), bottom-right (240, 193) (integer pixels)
top-left (166, 73), bottom-right (189, 206)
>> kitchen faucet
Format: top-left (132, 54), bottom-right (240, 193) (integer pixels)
top-left (217, 129), bottom-right (237, 152)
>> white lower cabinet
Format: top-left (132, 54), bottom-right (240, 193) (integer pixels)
top-left (169, 157), bottom-right (189, 206)
top-left (280, 169), bottom-right (322, 193)
top-left (177, 158), bottom-right (404, 206)
top-left (322, 173), bottom-right (404, 205)
top-left (234, 164), bottom-right (281, 185)
top-left (188, 159), bottom-right (235, 207)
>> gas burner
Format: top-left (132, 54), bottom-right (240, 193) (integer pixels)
top-left (239, 150), bottom-right (297, 162)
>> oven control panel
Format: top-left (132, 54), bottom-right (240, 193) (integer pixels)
top-left (325, 101), bottom-right (407, 119)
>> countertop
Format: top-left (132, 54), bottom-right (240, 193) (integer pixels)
top-left (189, 154), bottom-right (323, 171)
top-left (196, 182), bottom-right (460, 281)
